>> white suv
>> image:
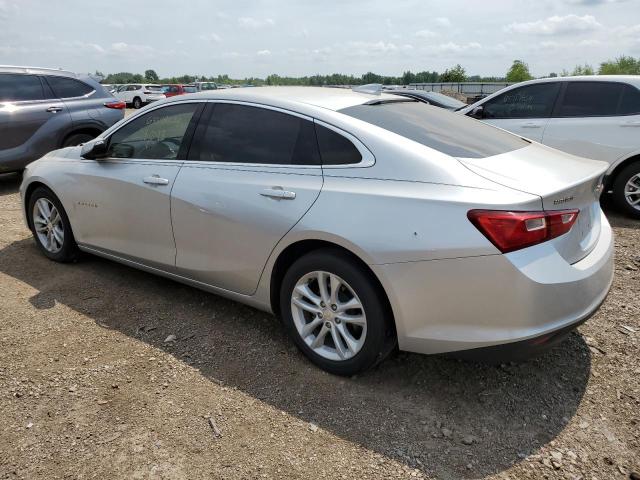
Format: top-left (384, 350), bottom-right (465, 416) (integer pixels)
top-left (115, 84), bottom-right (165, 109)
top-left (460, 76), bottom-right (640, 218)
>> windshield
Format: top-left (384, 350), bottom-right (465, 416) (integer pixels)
top-left (423, 92), bottom-right (466, 109)
top-left (199, 82), bottom-right (217, 90)
top-left (184, 86), bottom-right (197, 93)
top-left (340, 101), bottom-right (529, 159)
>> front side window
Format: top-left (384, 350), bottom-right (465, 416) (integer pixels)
top-left (107, 103), bottom-right (199, 160)
top-left (0, 74), bottom-right (43, 102)
top-left (46, 76), bottom-right (94, 98)
top-left (620, 85), bottom-right (640, 115)
top-left (193, 103), bottom-right (320, 165)
top-left (341, 100), bottom-right (529, 159)
top-left (482, 83), bottom-right (561, 119)
top-left (557, 82), bottom-right (624, 117)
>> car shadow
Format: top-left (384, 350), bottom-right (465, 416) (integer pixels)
top-left (0, 172), bottom-right (21, 196)
top-left (0, 237), bottom-right (592, 479)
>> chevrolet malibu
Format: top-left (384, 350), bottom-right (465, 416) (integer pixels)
top-left (19, 87), bottom-right (614, 375)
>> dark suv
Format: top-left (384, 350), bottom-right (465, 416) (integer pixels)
top-left (0, 66), bottom-right (125, 173)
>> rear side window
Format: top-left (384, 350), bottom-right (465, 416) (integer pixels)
top-left (557, 82), bottom-right (624, 117)
top-left (0, 74), bottom-right (43, 102)
top-left (340, 101), bottom-right (529, 159)
top-left (619, 85), bottom-right (640, 115)
top-left (482, 83), bottom-right (561, 119)
top-left (315, 124), bottom-right (362, 165)
top-left (193, 103), bottom-right (320, 165)
top-left (46, 76), bottom-right (94, 98)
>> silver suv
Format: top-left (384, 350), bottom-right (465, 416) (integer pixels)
top-left (0, 66), bottom-right (125, 173)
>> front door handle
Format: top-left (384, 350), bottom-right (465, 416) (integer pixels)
top-left (46, 106), bottom-right (63, 113)
top-left (143, 175), bottom-right (169, 186)
top-left (521, 122), bottom-right (542, 128)
top-left (260, 188), bottom-right (296, 200)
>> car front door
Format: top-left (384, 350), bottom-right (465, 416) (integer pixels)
top-left (170, 102), bottom-right (323, 295)
top-left (473, 82), bottom-right (562, 142)
top-left (0, 73), bottom-right (69, 172)
top-left (69, 102), bottom-right (203, 269)
top-left (542, 81), bottom-right (640, 162)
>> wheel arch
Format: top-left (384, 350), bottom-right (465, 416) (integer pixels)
top-left (605, 153), bottom-right (640, 191)
top-left (268, 239), bottom-right (395, 333)
top-left (23, 180), bottom-right (67, 232)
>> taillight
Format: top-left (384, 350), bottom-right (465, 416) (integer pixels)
top-left (104, 100), bottom-right (126, 109)
top-left (467, 209), bottom-right (579, 253)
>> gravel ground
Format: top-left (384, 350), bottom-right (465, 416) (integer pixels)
top-left (0, 171), bottom-right (638, 480)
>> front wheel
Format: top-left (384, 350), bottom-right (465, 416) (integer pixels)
top-left (280, 249), bottom-right (396, 376)
top-left (132, 97), bottom-right (142, 109)
top-left (612, 162), bottom-right (640, 219)
top-left (27, 187), bottom-right (79, 262)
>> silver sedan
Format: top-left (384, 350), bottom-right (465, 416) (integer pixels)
top-left (19, 87), bottom-right (614, 375)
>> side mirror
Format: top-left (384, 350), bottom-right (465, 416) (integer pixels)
top-left (469, 106), bottom-right (484, 119)
top-left (80, 139), bottom-right (109, 160)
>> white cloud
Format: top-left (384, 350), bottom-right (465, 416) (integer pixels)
top-left (426, 42), bottom-right (482, 54)
top-left (199, 32), bottom-right (221, 42)
top-left (256, 49), bottom-right (271, 56)
top-left (109, 42), bottom-right (155, 56)
top-left (0, 0), bottom-right (18, 21)
top-left (613, 23), bottom-right (640, 36)
top-left (107, 18), bottom-right (139, 29)
top-left (435, 17), bottom-right (451, 27)
top-left (238, 17), bottom-right (275, 28)
top-left (415, 29), bottom-right (436, 39)
top-left (565, 0), bottom-right (625, 4)
top-left (345, 41), bottom-right (413, 55)
top-left (505, 14), bottom-right (601, 35)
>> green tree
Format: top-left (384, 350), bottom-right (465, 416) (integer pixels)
top-left (439, 64), bottom-right (466, 83)
top-left (361, 72), bottom-right (383, 84)
top-left (572, 64), bottom-right (594, 76)
top-left (505, 60), bottom-right (533, 82)
top-left (144, 69), bottom-right (159, 82)
top-left (598, 55), bottom-right (640, 75)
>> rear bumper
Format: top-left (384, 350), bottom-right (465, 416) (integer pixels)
top-left (372, 210), bottom-right (614, 356)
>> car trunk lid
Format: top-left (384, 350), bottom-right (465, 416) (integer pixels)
top-left (458, 143), bottom-right (608, 263)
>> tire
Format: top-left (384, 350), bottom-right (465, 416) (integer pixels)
top-left (132, 97), bottom-right (142, 109)
top-left (612, 162), bottom-right (640, 219)
top-left (27, 187), bottom-right (79, 262)
top-left (62, 132), bottom-right (96, 148)
top-left (280, 249), bottom-right (396, 376)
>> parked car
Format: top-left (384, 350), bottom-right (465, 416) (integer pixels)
top-left (0, 65), bottom-right (125, 173)
top-left (459, 76), bottom-right (640, 218)
top-left (193, 81), bottom-right (217, 91)
top-left (161, 84), bottom-right (197, 97)
top-left (20, 87), bottom-right (613, 375)
top-left (387, 89), bottom-right (467, 110)
top-left (115, 84), bottom-right (165, 108)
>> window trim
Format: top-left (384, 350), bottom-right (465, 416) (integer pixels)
top-left (96, 100), bottom-right (205, 163)
top-left (480, 81), bottom-right (563, 120)
top-left (42, 75), bottom-right (96, 100)
top-left (313, 119), bottom-right (375, 168)
top-left (551, 80), bottom-right (640, 119)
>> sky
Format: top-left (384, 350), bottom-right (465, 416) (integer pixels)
top-left (0, 0), bottom-right (639, 79)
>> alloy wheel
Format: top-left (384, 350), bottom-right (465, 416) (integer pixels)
top-left (624, 173), bottom-right (640, 211)
top-left (290, 271), bottom-right (367, 361)
top-left (32, 198), bottom-right (64, 253)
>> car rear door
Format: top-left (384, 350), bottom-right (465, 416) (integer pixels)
top-left (170, 101), bottom-right (323, 295)
top-left (69, 102), bottom-right (203, 269)
top-left (474, 82), bottom-right (562, 142)
top-left (542, 81), bottom-right (640, 162)
top-left (0, 73), bottom-right (69, 172)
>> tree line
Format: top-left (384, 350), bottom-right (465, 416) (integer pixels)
top-left (98, 55), bottom-right (640, 86)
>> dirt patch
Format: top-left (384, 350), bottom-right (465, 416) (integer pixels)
top-left (0, 172), bottom-right (638, 479)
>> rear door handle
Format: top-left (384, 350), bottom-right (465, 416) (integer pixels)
top-left (620, 120), bottom-right (640, 127)
top-left (46, 106), bottom-right (63, 113)
top-left (260, 188), bottom-right (296, 200)
top-left (143, 175), bottom-right (169, 186)
top-left (521, 122), bottom-right (542, 128)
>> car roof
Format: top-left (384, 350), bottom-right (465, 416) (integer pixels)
top-left (180, 86), bottom-right (403, 111)
top-left (0, 65), bottom-right (78, 78)
top-left (511, 75), bottom-right (640, 88)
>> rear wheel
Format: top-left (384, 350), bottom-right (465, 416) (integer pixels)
top-left (280, 249), bottom-right (396, 376)
top-left (62, 132), bottom-right (95, 147)
top-left (612, 162), bottom-right (640, 219)
top-left (27, 187), bottom-right (79, 262)
top-left (132, 97), bottom-right (142, 109)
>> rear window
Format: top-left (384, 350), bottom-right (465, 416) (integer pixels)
top-left (184, 86), bottom-right (197, 93)
top-left (340, 101), bottom-right (529, 158)
top-left (0, 74), bottom-right (43, 102)
top-left (46, 76), bottom-right (94, 98)
top-left (557, 82), bottom-right (624, 117)
top-left (619, 85), bottom-right (640, 115)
